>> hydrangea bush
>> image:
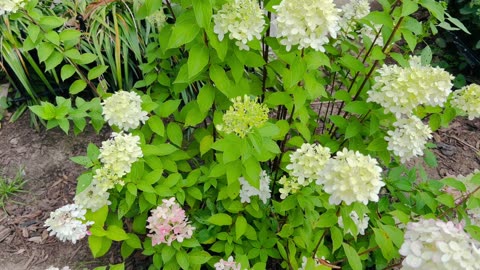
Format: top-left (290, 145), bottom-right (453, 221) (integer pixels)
top-left (4, 0), bottom-right (480, 269)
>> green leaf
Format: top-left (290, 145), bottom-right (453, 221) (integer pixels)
top-left (423, 149), bottom-right (437, 167)
top-left (235, 216), bottom-right (247, 240)
top-left (193, 0), bottom-right (212, 28)
top-left (402, 0), bottom-right (418, 16)
top-left (188, 44), bottom-right (209, 78)
top-left (373, 228), bottom-right (396, 261)
top-left (61, 64), bottom-right (76, 81)
top-left (28, 24), bottom-right (41, 43)
top-left (29, 102), bottom-right (55, 120)
top-left (176, 249), bottom-right (189, 269)
top-left (106, 225), bottom-right (129, 241)
top-left (157, 100), bottom-right (181, 117)
top-left (342, 243), bottom-right (362, 270)
top-left (440, 177), bottom-right (466, 192)
top-left (339, 54), bottom-right (365, 73)
top-left (148, 115), bottom-right (165, 136)
top-left (345, 119), bottom-right (362, 139)
top-left (88, 65), bottom-right (109, 80)
top-left (197, 85), bottom-right (215, 113)
top-left (367, 137), bottom-right (388, 152)
top-left (188, 250), bottom-right (211, 265)
top-left (75, 53), bottom-right (97, 65)
top-left (421, 45), bottom-right (432, 65)
top-left (200, 135), bottom-right (213, 156)
top-left (69, 79), bottom-right (88, 95)
top-left (39, 16), bottom-right (66, 29)
top-left (45, 51), bottom-right (64, 71)
top-left (207, 213), bottom-right (232, 226)
top-left (37, 42), bottom-right (55, 63)
top-left (45, 31), bottom-right (60, 46)
top-left (167, 12), bottom-right (200, 49)
top-left (419, 0), bottom-right (445, 21)
top-left (436, 193), bottom-right (455, 207)
top-left (162, 245), bottom-right (176, 263)
top-left (167, 122), bottom-right (183, 147)
top-left (142, 144), bottom-right (178, 156)
top-left (317, 211), bottom-right (338, 228)
top-left (343, 101), bottom-right (370, 115)
top-left (70, 156), bottom-right (93, 168)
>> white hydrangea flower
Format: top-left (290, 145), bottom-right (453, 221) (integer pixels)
top-left (101, 90), bottom-right (149, 131)
top-left (316, 148), bottom-right (384, 205)
top-left (451, 84), bottom-right (480, 120)
top-left (385, 116), bottom-right (433, 163)
top-left (44, 204), bottom-right (93, 244)
top-left (286, 143), bottom-right (331, 186)
top-left (338, 211), bottom-right (369, 236)
top-left (368, 56), bottom-right (454, 118)
top-left (338, 0), bottom-right (371, 33)
top-left (239, 170), bottom-right (271, 203)
top-left (0, 0), bottom-right (25, 15)
top-left (99, 132), bottom-right (143, 178)
top-left (399, 219), bottom-right (480, 270)
top-left (74, 179), bottom-right (111, 212)
top-left (359, 23), bottom-right (384, 46)
top-left (273, 0), bottom-right (340, 51)
top-left (213, 0), bottom-right (265, 50)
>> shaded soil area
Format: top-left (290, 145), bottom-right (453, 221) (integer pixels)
top-left (0, 113), bottom-right (479, 269)
top-left (0, 114), bottom-right (115, 270)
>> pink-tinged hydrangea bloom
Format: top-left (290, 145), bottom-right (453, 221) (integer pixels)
top-left (451, 83), bottom-right (480, 120)
top-left (213, 0), bottom-right (265, 50)
top-left (101, 90), bottom-right (149, 131)
top-left (273, 0), bottom-right (340, 51)
top-left (44, 204), bottom-right (93, 244)
top-left (286, 143), bottom-right (331, 186)
top-left (214, 256), bottom-right (242, 270)
top-left (399, 219), bottom-right (480, 270)
top-left (316, 148), bottom-right (384, 205)
top-left (368, 56), bottom-right (454, 118)
top-left (385, 116), bottom-right (433, 163)
top-left (147, 198), bottom-right (195, 246)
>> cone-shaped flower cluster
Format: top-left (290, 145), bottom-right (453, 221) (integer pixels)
top-left (385, 116), bottom-right (433, 163)
top-left (213, 0), bottom-right (265, 50)
top-left (146, 197), bottom-right (195, 246)
top-left (217, 95), bottom-right (269, 138)
top-left (451, 83), bottom-right (480, 120)
top-left (316, 148), bottom-right (384, 205)
top-left (44, 204), bottom-right (93, 244)
top-left (101, 90), bottom-right (149, 131)
top-left (273, 0), bottom-right (340, 51)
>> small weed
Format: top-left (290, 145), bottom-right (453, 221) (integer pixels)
top-left (0, 167), bottom-right (27, 211)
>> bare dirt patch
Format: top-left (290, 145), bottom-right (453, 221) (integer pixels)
top-left (0, 114), bottom-right (114, 270)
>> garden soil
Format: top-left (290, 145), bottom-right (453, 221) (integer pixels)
top-left (0, 114), bottom-right (479, 270)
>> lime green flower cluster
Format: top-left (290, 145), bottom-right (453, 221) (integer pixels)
top-left (451, 84), bottom-right (480, 120)
top-left (217, 95), bottom-right (269, 138)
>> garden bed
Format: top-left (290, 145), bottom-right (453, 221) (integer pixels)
top-left (0, 114), bottom-right (479, 269)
